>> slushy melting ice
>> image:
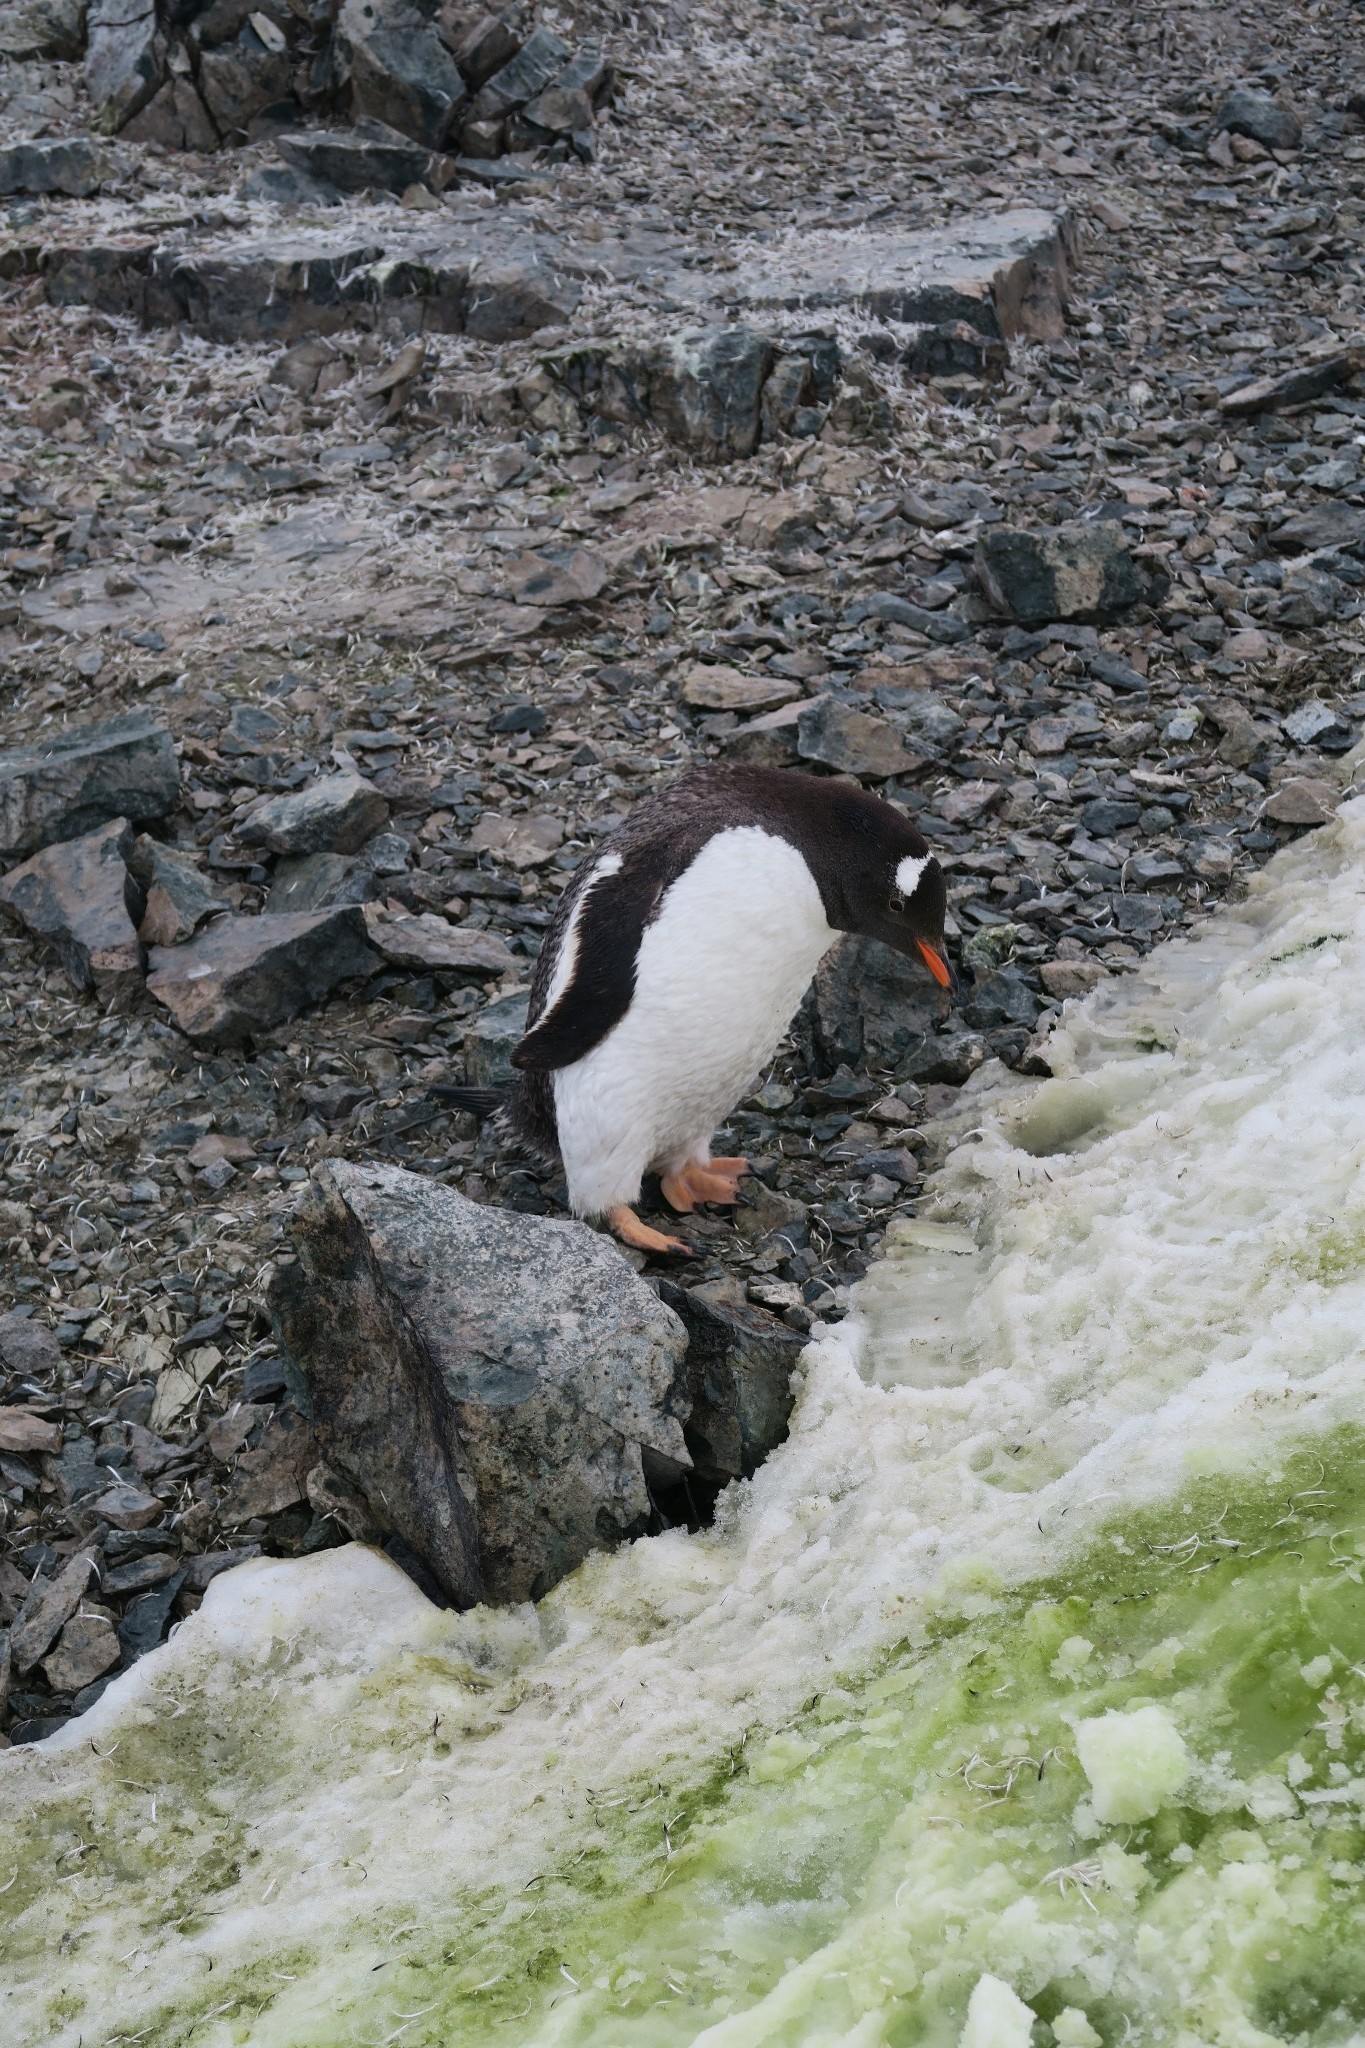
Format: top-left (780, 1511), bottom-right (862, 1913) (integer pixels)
top-left (5, 797), bottom-right (1365, 2048)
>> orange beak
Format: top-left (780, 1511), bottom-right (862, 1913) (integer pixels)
top-left (915, 938), bottom-right (953, 989)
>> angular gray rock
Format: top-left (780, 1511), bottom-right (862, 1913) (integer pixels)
top-left (903, 318), bottom-right (1009, 381)
top-left (810, 934), bottom-right (951, 1075)
top-left (43, 1613), bottom-right (122, 1695)
top-left (10, 1548), bottom-right (99, 1672)
top-left (236, 770), bottom-right (389, 856)
top-left (196, 23), bottom-right (293, 142)
top-left (796, 699), bottom-right (922, 781)
top-left (548, 325), bottom-right (776, 460)
top-left (470, 23), bottom-right (571, 121)
top-left (127, 834), bottom-right (229, 947)
top-left (122, 76), bottom-right (220, 152)
top-left (240, 163), bottom-right (343, 207)
top-left (0, 0), bottom-right (87, 61)
top-left (1263, 778), bottom-right (1337, 827)
top-left (0, 713), bottom-right (179, 867)
top-left (1282, 700), bottom-right (1355, 751)
top-left (274, 1161), bottom-right (692, 1603)
top-left (1213, 87), bottom-right (1301, 152)
top-left (1269, 503), bottom-right (1365, 556)
top-left (1220, 349), bottom-right (1361, 418)
top-left (276, 125), bottom-right (434, 196)
top-left (340, 0), bottom-right (467, 149)
top-left (975, 520), bottom-right (1163, 624)
top-left (268, 1164), bottom-right (482, 1606)
top-left (657, 1280), bottom-right (800, 1481)
top-left (146, 908), bottom-right (380, 1043)
top-left (266, 850), bottom-right (379, 914)
top-left (0, 818), bottom-right (144, 1001)
top-left (0, 138), bottom-right (117, 198)
top-left (650, 326), bottom-right (776, 460)
top-left (450, 14), bottom-right (520, 91)
top-left (85, 0), bottom-right (165, 131)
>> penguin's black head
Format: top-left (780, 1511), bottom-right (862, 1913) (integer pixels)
top-left (806, 779), bottom-right (953, 990)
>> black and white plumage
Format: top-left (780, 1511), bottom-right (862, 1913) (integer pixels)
top-left (447, 764), bottom-right (949, 1251)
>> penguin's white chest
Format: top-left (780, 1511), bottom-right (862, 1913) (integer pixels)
top-left (552, 827), bottom-right (837, 1215)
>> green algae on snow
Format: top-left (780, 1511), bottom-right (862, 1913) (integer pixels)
top-left (92, 1430), bottom-right (1362, 2048)
top-left (381, 1434), bottom-right (1365, 2048)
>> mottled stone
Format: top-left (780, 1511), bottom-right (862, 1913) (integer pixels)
top-left (975, 520), bottom-right (1163, 624)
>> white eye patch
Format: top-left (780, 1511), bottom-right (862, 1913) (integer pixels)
top-left (895, 853), bottom-right (930, 900)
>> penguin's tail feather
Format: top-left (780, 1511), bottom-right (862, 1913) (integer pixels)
top-left (428, 1084), bottom-right (507, 1119)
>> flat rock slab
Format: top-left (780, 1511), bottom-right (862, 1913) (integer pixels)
top-left (146, 907), bottom-right (380, 1043)
top-left (274, 1160), bottom-right (690, 1604)
top-left (0, 712), bottom-right (179, 866)
top-left (796, 698), bottom-right (922, 780)
top-left (35, 206), bottom-right (1069, 359)
top-left (362, 905), bottom-right (517, 976)
top-left (680, 662), bottom-right (801, 714)
top-left (0, 817), bottom-right (144, 999)
top-left (42, 227), bottom-right (583, 345)
top-left (707, 208), bottom-right (1077, 340)
top-left (0, 138), bottom-right (117, 198)
top-left (276, 128), bottom-right (436, 197)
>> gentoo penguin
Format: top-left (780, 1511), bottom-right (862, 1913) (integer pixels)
top-left (444, 763), bottom-right (950, 1255)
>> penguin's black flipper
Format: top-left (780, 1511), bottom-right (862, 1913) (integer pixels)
top-left (512, 860), bottom-right (665, 1073)
top-left (428, 1084), bottom-right (507, 1118)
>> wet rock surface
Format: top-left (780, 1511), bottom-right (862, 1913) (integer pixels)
top-left (3, 0), bottom-right (1365, 1735)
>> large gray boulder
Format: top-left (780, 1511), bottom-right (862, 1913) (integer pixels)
top-left (271, 1161), bottom-right (692, 1603)
top-left (547, 325), bottom-right (777, 461)
top-left (0, 713), bottom-right (179, 867)
top-left (1213, 86), bottom-right (1301, 152)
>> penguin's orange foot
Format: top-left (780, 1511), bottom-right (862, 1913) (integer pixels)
top-left (661, 1159), bottom-right (751, 1210)
top-left (660, 1169), bottom-right (698, 1214)
top-left (607, 1205), bottom-right (693, 1257)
